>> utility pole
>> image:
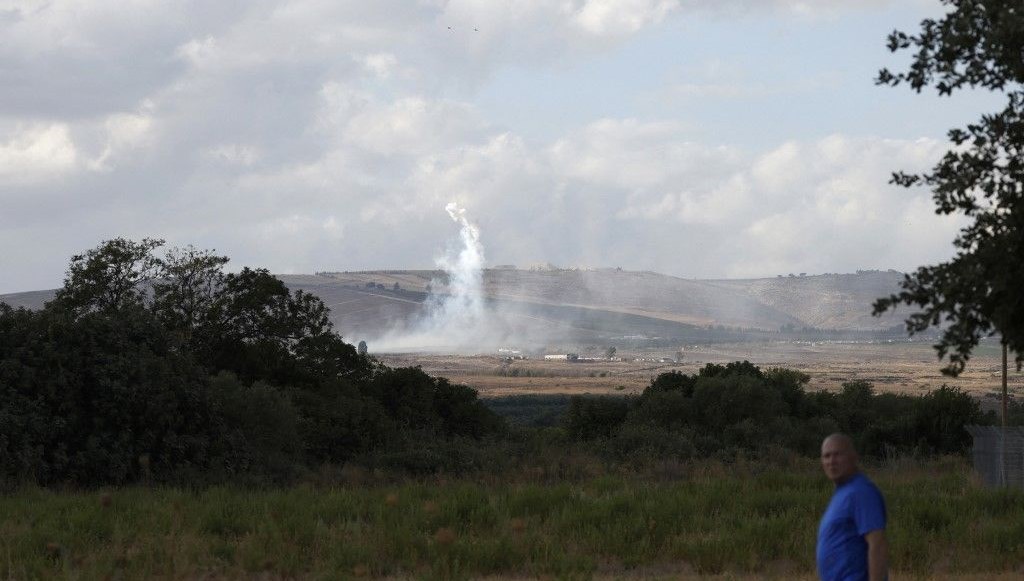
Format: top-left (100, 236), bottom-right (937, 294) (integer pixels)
top-left (1002, 340), bottom-right (1008, 486)
top-left (1003, 341), bottom-right (1009, 428)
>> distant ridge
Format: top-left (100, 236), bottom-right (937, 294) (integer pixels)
top-left (1, 269), bottom-right (906, 345)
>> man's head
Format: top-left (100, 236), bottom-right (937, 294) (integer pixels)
top-left (821, 433), bottom-right (859, 484)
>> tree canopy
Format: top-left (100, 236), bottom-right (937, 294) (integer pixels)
top-left (873, 0), bottom-right (1024, 375)
top-left (0, 238), bottom-right (503, 485)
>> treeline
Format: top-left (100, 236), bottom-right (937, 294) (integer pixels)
top-left (0, 239), bottom-right (503, 486)
top-left (0, 239), bottom-right (1006, 488)
top-left (564, 361), bottom-right (995, 460)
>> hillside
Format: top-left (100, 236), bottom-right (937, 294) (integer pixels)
top-left (706, 270), bottom-right (907, 330)
top-left (305, 268), bottom-right (905, 334)
top-left (0, 269), bottom-right (907, 347)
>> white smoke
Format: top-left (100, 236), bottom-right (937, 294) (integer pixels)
top-left (372, 202), bottom-right (496, 352)
top-left (434, 202), bottom-right (486, 328)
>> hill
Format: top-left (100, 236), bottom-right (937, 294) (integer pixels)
top-left (0, 269), bottom-right (908, 348)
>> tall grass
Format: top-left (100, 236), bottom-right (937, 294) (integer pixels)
top-left (2, 458), bottom-right (1023, 579)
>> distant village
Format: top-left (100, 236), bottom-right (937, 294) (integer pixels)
top-left (498, 347), bottom-right (681, 364)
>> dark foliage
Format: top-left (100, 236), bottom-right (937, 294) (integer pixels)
top-left (483, 394), bottom-right (572, 427)
top-left (645, 370), bottom-right (695, 397)
top-left (565, 396), bottom-right (632, 440)
top-left (0, 304), bottom-right (221, 485)
top-left (561, 362), bottom-right (989, 460)
top-left (0, 239), bottom-right (504, 486)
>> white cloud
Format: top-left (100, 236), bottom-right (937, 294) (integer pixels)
top-left (342, 96), bottom-right (485, 156)
top-left (549, 118), bottom-right (741, 190)
top-left (360, 52), bottom-right (399, 78)
top-left (725, 134), bottom-right (955, 278)
top-left (751, 141), bottom-right (801, 193)
top-left (676, 0), bottom-right (935, 19)
top-left (0, 107), bottom-right (156, 181)
top-left (205, 143), bottom-right (261, 166)
top-left (175, 36), bottom-right (219, 68)
top-left (573, 0), bottom-right (680, 36)
top-left (0, 124), bottom-right (78, 181)
top-left (88, 111), bottom-right (156, 171)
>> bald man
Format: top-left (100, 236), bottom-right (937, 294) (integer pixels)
top-left (816, 434), bottom-right (888, 581)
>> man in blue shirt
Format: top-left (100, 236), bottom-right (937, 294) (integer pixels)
top-left (817, 433), bottom-right (888, 581)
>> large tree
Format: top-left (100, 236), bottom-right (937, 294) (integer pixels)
top-left (873, 0), bottom-right (1024, 376)
top-left (152, 245), bottom-right (229, 342)
top-left (50, 237), bottom-right (164, 315)
top-left (2, 238), bottom-right (503, 484)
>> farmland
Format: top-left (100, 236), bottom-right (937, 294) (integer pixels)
top-left (379, 340), bottom-right (1021, 402)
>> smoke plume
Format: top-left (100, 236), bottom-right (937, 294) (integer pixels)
top-left (372, 202), bottom-right (495, 352)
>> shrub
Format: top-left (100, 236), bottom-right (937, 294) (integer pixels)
top-left (0, 306), bottom-right (221, 485)
top-left (644, 370), bottom-right (695, 397)
top-left (591, 362), bottom-right (998, 461)
top-left (565, 396), bottom-right (632, 440)
top-left (207, 372), bottom-right (303, 480)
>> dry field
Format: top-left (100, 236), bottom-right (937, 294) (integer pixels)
top-left (377, 340), bottom-right (1024, 404)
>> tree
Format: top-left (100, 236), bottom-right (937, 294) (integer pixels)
top-left (198, 267), bottom-right (350, 383)
top-left (152, 245), bottom-right (229, 341)
top-left (51, 237), bottom-right (164, 315)
top-left (873, 1), bottom-right (1024, 376)
top-left (0, 303), bottom-right (223, 485)
top-left (3, 238), bottom-right (503, 485)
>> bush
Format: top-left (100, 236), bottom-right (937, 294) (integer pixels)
top-left (913, 386), bottom-right (984, 454)
top-left (565, 396), bottom-right (632, 440)
top-left (554, 362), bottom-right (996, 461)
top-left (645, 370), bottom-right (695, 397)
top-left (0, 306), bottom-right (222, 485)
top-left (611, 423), bottom-right (697, 463)
top-left (627, 390), bottom-right (693, 430)
top-left (207, 372), bottom-right (304, 481)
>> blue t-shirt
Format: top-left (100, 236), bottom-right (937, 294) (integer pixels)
top-left (816, 472), bottom-right (887, 581)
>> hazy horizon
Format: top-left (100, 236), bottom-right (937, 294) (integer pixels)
top-left (0, 265), bottom-right (906, 296)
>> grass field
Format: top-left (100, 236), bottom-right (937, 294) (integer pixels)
top-left (4, 458), bottom-right (1024, 580)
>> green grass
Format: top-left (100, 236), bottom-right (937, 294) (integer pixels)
top-left (3, 458), bottom-right (1024, 579)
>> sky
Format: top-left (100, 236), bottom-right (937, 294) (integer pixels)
top-left (0, 0), bottom-right (1009, 294)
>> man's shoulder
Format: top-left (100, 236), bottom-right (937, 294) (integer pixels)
top-left (849, 473), bottom-right (887, 533)
top-left (851, 473), bottom-right (884, 496)
top-left (836, 473), bottom-right (886, 507)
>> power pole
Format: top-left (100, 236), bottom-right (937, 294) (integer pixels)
top-left (1002, 340), bottom-right (1009, 486)
top-left (1004, 341), bottom-right (1009, 428)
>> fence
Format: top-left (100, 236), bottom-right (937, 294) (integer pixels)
top-left (966, 425), bottom-right (1024, 488)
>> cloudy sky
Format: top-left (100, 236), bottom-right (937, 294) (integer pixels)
top-left (0, 0), bottom-right (1006, 293)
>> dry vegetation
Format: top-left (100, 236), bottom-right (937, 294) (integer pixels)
top-left (379, 341), bottom-right (1024, 404)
